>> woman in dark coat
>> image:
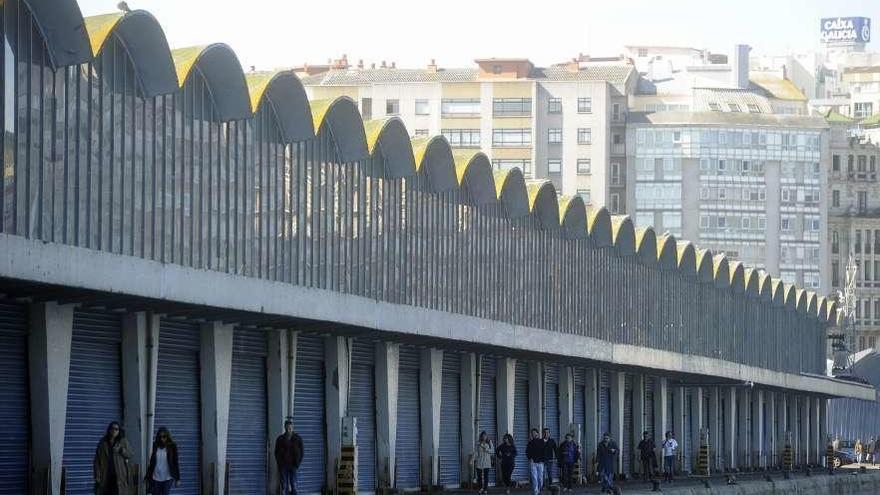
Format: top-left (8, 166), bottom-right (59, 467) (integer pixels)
top-left (93, 421), bottom-right (134, 495)
top-left (496, 433), bottom-right (518, 493)
top-left (145, 427), bottom-right (181, 495)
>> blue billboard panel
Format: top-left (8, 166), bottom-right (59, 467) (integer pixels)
top-left (821, 17), bottom-right (871, 43)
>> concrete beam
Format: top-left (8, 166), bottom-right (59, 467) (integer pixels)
top-left (121, 312), bottom-right (160, 472)
top-left (266, 329), bottom-right (295, 489)
top-left (751, 389), bottom-right (764, 469)
top-left (199, 321), bottom-right (235, 495)
top-left (420, 348), bottom-right (443, 486)
top-left (610, 372), bottom-right (625, 474)
top-left (496, 357), bottom-right (516, 440)
top-left (460, 353), bottom-right (477, 487)
top-left (325, 336), bottom-right (351, 490)
top-left (28, 302), bottom-right (74, 495)
top-left (376, 342), bottom-right (399, 489)
top-left (689, 387), bottom-right (704, 473)
top-left (560, 366), bottom-right (574, 437)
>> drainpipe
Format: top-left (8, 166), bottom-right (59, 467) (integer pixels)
top-left (287, 330), bottom-right (296, 417)
top-left (145, 313), bottom-right (159, 459)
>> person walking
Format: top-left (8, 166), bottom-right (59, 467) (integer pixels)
top-left (832, 435), bottom-right (840, 452)
top-left (93, 421), bottom-right (133, 495)
top-left (867, 437), bottom-right (875, 465)
top-left (661, 431), bottom-right (678, 483)
top-left (637, 431), bottom-right (656, 481)
top-left (145, 427), bottom-right (180, 495)
top-left (475, 431), bottom-right (494, 494)
top-left (855, 439), bottom-right (864, 465)
top-left (274, 418), bottom-right (304, 495)
top-left (541, 428), bottom-right (557, 487)
top-left (526, 429), bottom-right (546, 495)
top-left (596, 433), bottom-right (618, 494)
top-left (496, 434), bottom-right (518, 494)
top-left (557, 433), bottom-right (579, 492)
top-left (873, 437), bottom-right (880, 466)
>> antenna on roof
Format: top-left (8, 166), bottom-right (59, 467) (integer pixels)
top-left (117, 1), bottom-right (131, 13)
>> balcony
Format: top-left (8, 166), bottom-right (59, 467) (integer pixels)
top-left (611, 143), bottom-right (625, 155)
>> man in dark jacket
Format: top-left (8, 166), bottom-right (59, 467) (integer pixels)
top-left (557, 433), bottom-right (580, 491)
top-left (542, 428), bottom-right (558, 487)
top-left (275, 418), bottom-right (304, 495)
top-left (637, 431), bottom-right (656, 481)
top-left (526, 429), bottom-right (546, 495)
top-left (596, 433), bottom-right (618, 494)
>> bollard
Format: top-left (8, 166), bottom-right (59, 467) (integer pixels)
top-left (826, 438), bottom-right (836, 475)
top-left (697, 428), bottom-right (710, 476)
top-left (782, 431), bottom-right (793, 473)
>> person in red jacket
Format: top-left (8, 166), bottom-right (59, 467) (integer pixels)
top-left (275, 418), bottom-right (304, 495)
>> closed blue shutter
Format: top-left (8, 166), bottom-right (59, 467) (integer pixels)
top-left (599, 371), bottom-right (610, 439)
top-left (478, 355), bottom-right (496, 484)
top-left (684, 391), bottom-right (693, 470)
top-left (349, 340), bottom-right (376, 491)
top-left (513, 361), bottom-right (529, 481)
top-left (623, 375), bottom-right (633, 475)
top-left (0, 300), bottom-right (29, 495)
top-left (228, 328), bottom-right (268, 495)
top-left (645, 377), bottom-right (655, 439)
top-left (545, 364), bottom-right (559, 481)
top-left (439, 352), bottom-right (461, 487)
top-left (64, 310), bottom-right (123, 495)
top-left (396, 346), bottom-right (420, 489)
top-left (720, 397), bottom-right (727, 469)
top-left (573, 369), bottom-right (585, 446)
top-left (294, 334), bottom-right (326, 493)
top-left (155, 319), bottom-right (202, 495)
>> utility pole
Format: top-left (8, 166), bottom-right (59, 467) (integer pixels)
top-left (831, 254), bottom-right (858, 375)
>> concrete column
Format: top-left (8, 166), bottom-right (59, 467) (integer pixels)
top-left (324, 336), bottom-right (351, 490)
top-left (460, 353), bottom-right (477, 486)
top-left (584, 368), bottom-right (599, 470)
top-left (266, 329), bottom-right (295, 490)
top-left (689, 387), bottom-right (704, 473)
top-left (778, 393), bottom-right (789, 470)
top-left (528, 362), bottom-right (544, 435)
top-left (787, 394), bottom-right (799, 466)
top-left (560, 366), bottom-right (574, 437)
top-left (725, 387), bottom-right (736, 470)
top-left (672, 386), bottom-right (686, 471)
top-left (800, 395), bottom-right (811, 466)
top-left (819, 398), bottom-right (828, 467)
top-left (751, 389), bottom-right (764, 469)
top-left (812, 397), bottom-right (821, 466)
top-left (610, 372), bottom-right (625, 474)
top-left (496, 357), bottom-right (516, 440)
top-left (708, 387), bottom-right (720, 472)
top-left (632, 375), bottom-right (646, 476)
top-left (376, 342), bottom-right (399, 489)
top-left (767, 392), bottom-right (777, 469)
top-left (28, 302), bottom-right (74, 495)
top-left (420, 348), bottom-right (443, 486)
top-left (653, 377), bottom-right (669, 466)
top-left (736, 387), bottom-right (750, 469)
top-left (199, 321), bottom-right (234, 495)
top-left (121, 312), bottom-right (160, 474)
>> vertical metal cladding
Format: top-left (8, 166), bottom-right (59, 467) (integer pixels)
top-left (0, 0), bottom-right (834, 380)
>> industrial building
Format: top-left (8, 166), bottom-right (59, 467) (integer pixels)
top-left (0, 2), bottom-right (874, 495)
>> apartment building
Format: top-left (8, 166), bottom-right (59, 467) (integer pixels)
top-left (301, 56), bottom-right (637, 211)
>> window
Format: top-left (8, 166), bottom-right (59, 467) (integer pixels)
top-left (832, 230), bottom-right (839, 253)
top-left (747, 103), bottom-right (761, 113)
top-left (875, 230), bottom-right (880, 253)
top-left (832, 155), bottom-right (841, 172)
top-left (781, 217), bottom-right (792, 231)
top-left (442, 128), bottom-right (481, 147)
top-left (493, 129), bottom-right (531, 147)
top-left (833, 190), bottom-right (840, 207)
top-left (857, 230), bottom-right (863, 252)
top-left (548, 128), bottom-right (562, 144)
top-left (637, 212), bottom-right (654, 227)
top-left (700, 187), bottom-right (710, 200)
top-left (577, 159), bottom-right (591, 174)
top-left (832, 261), bottom-right (839, 287)
top-left (415, 99), bottom-right (430, 115)
top-left (441, 99), bottom-right (481, 116)
top-left (663, 212), bottom-right (682, 230)
top-left (809, 218), bottom-right (821, 231)
top-left (414, 129), bottom-right (429, 137)
top-left (577, 97), bottom-right (592, 113)
top-left (638, 48), bottom-right (648, 57)
top-left (493, 159), bottom-right (533, 178)
top-left (492, 65), bottom-right (502, 74)
top-left (548, 98), bottom-right (562, 114)
top-left (848, 155), bottom-right (855, 172)
top-left (718, 159), bottom-right (726, 172)
top-left (610, 193), bottom-right (620, 213)
top-left (859, 191), bottom-right (868, 212)
top-left (577, 128), bottom-right (592, 144)
top-left (493, 98), bottom-right (531, 117)
top-left (548, 159), bottom-right (562, 174)
top-left (717, 188), bottom-right (727, 200)
top-left (717, 216), bottom-right (727, 228)
top-left (612, 103), bottom-right (621, 121)
top-left (700, 215), bottom-right (710, 229)
top-left (855, 102), bottom-right (874, 119)
top-left (859, 155), bottom-right (868, 172)
top-left (577, 189), bottom-right (591, 203)
top-left (613, 133), bottom-right (623, 145)
top-left (728, 102), bottom-right (742, 112)
top-left (708, 101), bottom-right (722, 111)
top-left (361, 98), bottom-right (373, 120)
top-left (386, 99), bottom-right (400, 115)
top-left (611, 162), bottom-right (621, 184)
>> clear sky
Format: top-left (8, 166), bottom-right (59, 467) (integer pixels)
top-left (77, 0), bottom-right (880, 71)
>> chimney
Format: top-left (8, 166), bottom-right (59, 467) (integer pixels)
top-left (380, 60), bottom-right (387, 69)
top-left (391, 61), bottom-right (396, 69)
top-left (566, 58), bottom-right (579, 73)
top-left (730, 44), bottom-right (751, 89)
top-left (427, 58), bottom-right (438, 73)
top-left (371, 62), bottom-right (376, 69)
top-left (357, 59), bottom-right (364, 69)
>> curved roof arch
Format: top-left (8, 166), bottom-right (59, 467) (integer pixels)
top-left (757, 273), bottom-right (773, 302)
top-left (246, 70), bottom-right (314, 142)
top-left (827, 300), bottom-right (839, 323)
top-left (493, 168), bottom-right (530, 218)
top-left (527, 181), bottom-right (560, 229)
top-left (171, 44), bottom-right (251, 121)
top-left (782, 283), bottom-right (798, 311)
top-left (817, 296), bottom-right (829, 322)
top-left (795, 288), bottom-right (809, 315)
top-left (743, 268), bottom-right (760, 298)
top-left (771, 279), bottom-right (786, 307)
top-left (695, 248), bottom-right (715, 284)
top-left (656, 234), bottom-right (678, 270)
top-left (23, 0), bottom-right (92, 67)
top-left (412, 136), bottom-right (458, 192)
top-left (675, 241), bottom-right (697, 278)
top-left (728, 261), bottom-right (745, 294)
top-left (806, 291), bottom-right (818, 319)
top-left (454, 151), bottom-right (496, 205)
top-left (84, 11), bottom-right (177, 97)
top-left (587, 206), bottom-right (612, 247)
top-left (364, 118), bottom-right (416, 179)
top-left (712, 254), bottom-right (730, 289)
top-left (311, 97), bottom-right (369, 163)
top-left (610, 215), bottom-right (636, 256)
top-left (634, 227), bottom-right (658, 266)
top-left (836, 308), bottom-right (845, 326)
top-left (558, 195), bottom-right (588, 239)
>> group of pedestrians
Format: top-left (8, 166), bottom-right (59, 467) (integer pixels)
top-left (636, 430), bottom-right (679, 483)
top-left (854, 436), bottom-right (879, 465)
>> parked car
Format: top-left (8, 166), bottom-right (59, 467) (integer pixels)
top-left (833, 447), bottom-right (857, 468)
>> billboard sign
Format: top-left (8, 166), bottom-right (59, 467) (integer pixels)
top-left (821, 17), bottom-right (871, 44)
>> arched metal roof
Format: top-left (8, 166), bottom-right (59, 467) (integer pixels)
top-left (743, 268), bottom-right (759, 298)
top-left (817, 296), bottom-right (829, 321)
top-left (454, 151), bottom-right (496, 205)
top-left (84, 11), bottom-right (178, 97)
top-left (311, 96), bottom-right (370, 163)
top-left (757, 273), bottom-right (773, 302)
top-left (171, 44), bottom-right (252, 121)
top-left (610, 216), bottom-right (636, 256)
top-left (675, 241), bottom-right (697, 278)
top-left (806, 291), bottom-right (818, 320)
top-left (712, 254), bottom-right (730, 289)
top-left (412, 136), bottom-right (457, 192)
top-left (695, 248), bottom-right (714, 284)
top-left (782, 283), bottom-right (798, 311)
top-left (656, 234), bottom-right (678, 270)
top-left (246, 70), bottom-right (314, 142)
top-left (795, 288), bottom-right (809, 315)
top-left (587, 206), bottom-right (612, 247)
top-left (23, 0), bottom-right (92, 67)
top-left (828, 300), bottom-right (839, 323)
top-left (364, 118), bottom-right (416, 178)
top-left (527, 181), bottom-right (560, 229)
top-left (493, 168), bottom-right (529, 218)
top-left (728, 261), bottom-right (745, 294)
top-left (634, 227), bottom-right (658, 266)
top-left (558, 196), bottom-right (588, 239)
top-left (771, 279), bottom-right (785, 307)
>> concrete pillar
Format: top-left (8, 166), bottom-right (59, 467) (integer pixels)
top-left (787, 394), bottom-right (798, 466)
top-left (266, 329), bottom-right (295, 490)
top-left (653, 377), bottom-right (669, 466)
top-left (460, 353), bottom-right (477, 486)
top-left (689, 387), bottom-right (704, 473)
top-left (560, 366), bottom-right (574, 437)
top-left (671, 385), bottom-right (685, 472)
top-left (819, 398), bottom-right (828, 467)
top-left (736, 387), bottom-right (750, 469)
top-left (610, 372), bottom-right (625, 474)
top-left (778, 393), bottom-right (789, 470)
top-left (725, 387), bottom-right (736, 470)
top-left (496, 357), bottom-right (516, 440)
top-left (420, 348), bottom-right (443, 486)
top-left (28, 302), bottom-right (74, 495)
top-left (708, 387), bottom-right (721, 472)
top-left (632, 375), bottom-right (646, 476)
top-left (800, 395), bottom-right (811, 465)
top-left (376, 342), bottom-right (399, 489)
top-left (199, 321), bottom-right (235, 495)
top-left (751, 389), bottom-right (764, 469)
top-left (812, 397), bottom-right (821, 466)
top-left (767, 392), bottom-right (777, 469)
top-left (121, 312), bottom-right (160, 474)
top-left (584, 368), bottom-right (599, 470)
top-left (528, 362), bottom-right (544, 434)
top-left (324, 336), bottom-right (351, 490)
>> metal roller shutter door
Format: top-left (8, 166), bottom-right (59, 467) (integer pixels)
top-left (396, 346), bottom-right (421, 489)
top-left (439, 352), bottom-right (461, 487)
top-left (478, 355), bottom-right (496, 484)
top-left (0, 300), bottom-right (29, 494)
top-left (573, 369), bottom-right (585, 445)
top-left (599, 371), bottom-right (610, 439)
top-left (720, 397), bottom-right (727, 470)
top-left (155, 319), bottom-right (202, 495)
top-left (623, 375), bottom-right (633, 476)
top-left (684, 391), bottom-right (692, 472)
top-left (545, 364), bottom-right (560, 481)
top-left (294, 334), bottom-right (326, 494)
top-left (228, 328), bottom-right (268, 495)
top-left (64, 310), bottom-right (123, 495)
top-left (513, 361), bottom-right (529, 481)
top-left (349, 340), bottom-right (376, 492)
top-left (645, 377), bottom-right (655, 439)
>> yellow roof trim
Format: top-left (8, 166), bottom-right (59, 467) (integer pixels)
top-left (363, 118), bottom-right (393, 155)
top-left (675, 240), bottom-right (695, 268)
top-left (83, 12), bottom-right (123, 56)
top-left (452, 149), bottom-right (483, 184)
top-left (410, 136), bottom-right (433, 172)
top-left (171, 45), bottom-right (209, 87)
top-left (526, 181), bottom-right (553, 210)
top-left (244, 71), bottom-right (279, 113)
top-left (493, 168), bottom-right (520, 200)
